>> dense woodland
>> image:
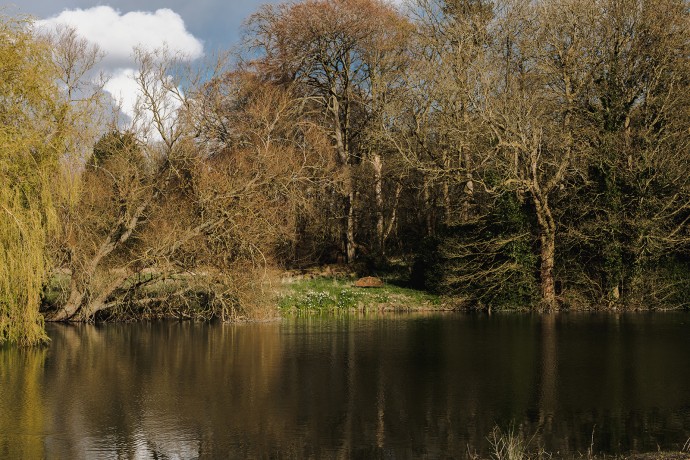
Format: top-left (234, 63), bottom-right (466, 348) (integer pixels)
top-left (1, 0), bottom-right (689, 345)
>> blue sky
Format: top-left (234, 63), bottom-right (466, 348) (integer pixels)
top-left (14, 0), bottom-right (402, 120)
top-left (12, 1), bottom-right (285, 119)
top-left (15, 1), bottom-right (279, 53)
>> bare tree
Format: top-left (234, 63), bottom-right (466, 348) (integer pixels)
top-left (48, 48), bottom-right (201, 321)
top-left (463, 0), bottom-right (602, 309)
top-left (46, 47), bottom-right (335, 321)
top-left (246, 0), bottom-right (409, 263)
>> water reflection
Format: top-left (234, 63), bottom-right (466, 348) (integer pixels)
top-left (1, 314), bottom-right (690, 458)
top-left (0, 346), bottom-right (47, 459)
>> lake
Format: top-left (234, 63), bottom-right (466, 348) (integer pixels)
top-left (1, 313), bottom-right (690, 458)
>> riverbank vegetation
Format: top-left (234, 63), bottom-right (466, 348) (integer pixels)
top-left (471, 425), bottom-right (690, 460)
top-left (1, 0), bottom-right (689, 345)
top-left (278, 275), bottom-right (441, 313)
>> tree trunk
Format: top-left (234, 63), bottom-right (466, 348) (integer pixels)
top-left (442, 151), bottom-right (451, 225)
top-left (51, 279), bottom-right (86, 322)
top-left (346, 189), bottom-right (356, 264)
top-left (443, 181), bottom-right (451, 225)
top-left (383, 180), bottom-right (403, 249)
top-left (330, 92), bottom-right (348, 166)
top-left (423, 178), bottom-right (434, 237)
top-left (372, 153), bottom-right (384, 255)
top-left (532, 185), bottom-right (558, 310)
top-left (330, 87), bottom-right (356, 263)
top-left (460, 144), bottom-right (474, 221)
top-left (48, 169), bottom-right (170, 321)
top-left (49, 235), bottom-right (120, 321)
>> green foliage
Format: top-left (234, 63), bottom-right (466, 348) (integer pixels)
top-left (88, 130), bottom-right (143, 170)
top-left (563, 135), bottom-right (690, 307)
top-left (623, 257), bottom-right (690, 310)
top-left (409, 236), bottom-right (445, 292)
top-left (416, 192), bottom-right (538, 308)
top-left (0, 189), bottom-right (51, 346)
top-left (581, 163), bottom-right (626, 299)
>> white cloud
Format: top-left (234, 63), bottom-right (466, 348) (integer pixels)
top-left (103, 68), bottom-right (139, 120)
top-left (36, 6), bottom-right (203, 129)
top-left (36, 6), bottom-right (204, 68)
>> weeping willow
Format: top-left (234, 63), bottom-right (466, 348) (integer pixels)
top-left (0, 189), bottom-right (54, 346)
top-left (0, 15), bottom-right (61, 346)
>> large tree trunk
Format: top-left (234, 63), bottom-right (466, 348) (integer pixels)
top-left (383, 180), bottom-right (403, 251)
top-left (49, 230), bottom-right (127, 321)
top-left (330, 89), bottom-right (356, 263)
top-left (533, 190), bottom-right (558, 310)
top-left (54, 279), bottom-right (86, 322)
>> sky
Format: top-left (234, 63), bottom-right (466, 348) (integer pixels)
top-left (14, 1), bottom-right (274, 53)
top-left (10, 1), bottom-right (285, 120)
top-left (12, 0), bottom-right (403, 122)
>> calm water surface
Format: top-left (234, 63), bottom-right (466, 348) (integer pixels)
top-left (2, 313), bottom-right (690, 458)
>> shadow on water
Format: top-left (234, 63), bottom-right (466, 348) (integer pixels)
top-left (1, 313), bottom-right (690, 458)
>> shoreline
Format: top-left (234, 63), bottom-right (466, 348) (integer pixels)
top-left (40, 272), bottom-right (690, 324)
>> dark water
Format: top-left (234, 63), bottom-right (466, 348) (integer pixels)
top-left (2, 313), bottom-right (690, 459)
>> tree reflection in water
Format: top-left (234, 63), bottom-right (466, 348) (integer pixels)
top-left (1, 314), bottom-right (690, 458)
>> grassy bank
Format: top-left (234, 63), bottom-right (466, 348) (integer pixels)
top-left (277, 275), bottom-right (446, 313)
top-left (42, 268), bottom-right (447, 320)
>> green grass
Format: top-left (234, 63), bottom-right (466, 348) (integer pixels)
top-left (277, 276), bottom-right (441, 313)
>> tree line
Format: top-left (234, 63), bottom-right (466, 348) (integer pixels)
top-left (1, 0), bottom-right (689, 345)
